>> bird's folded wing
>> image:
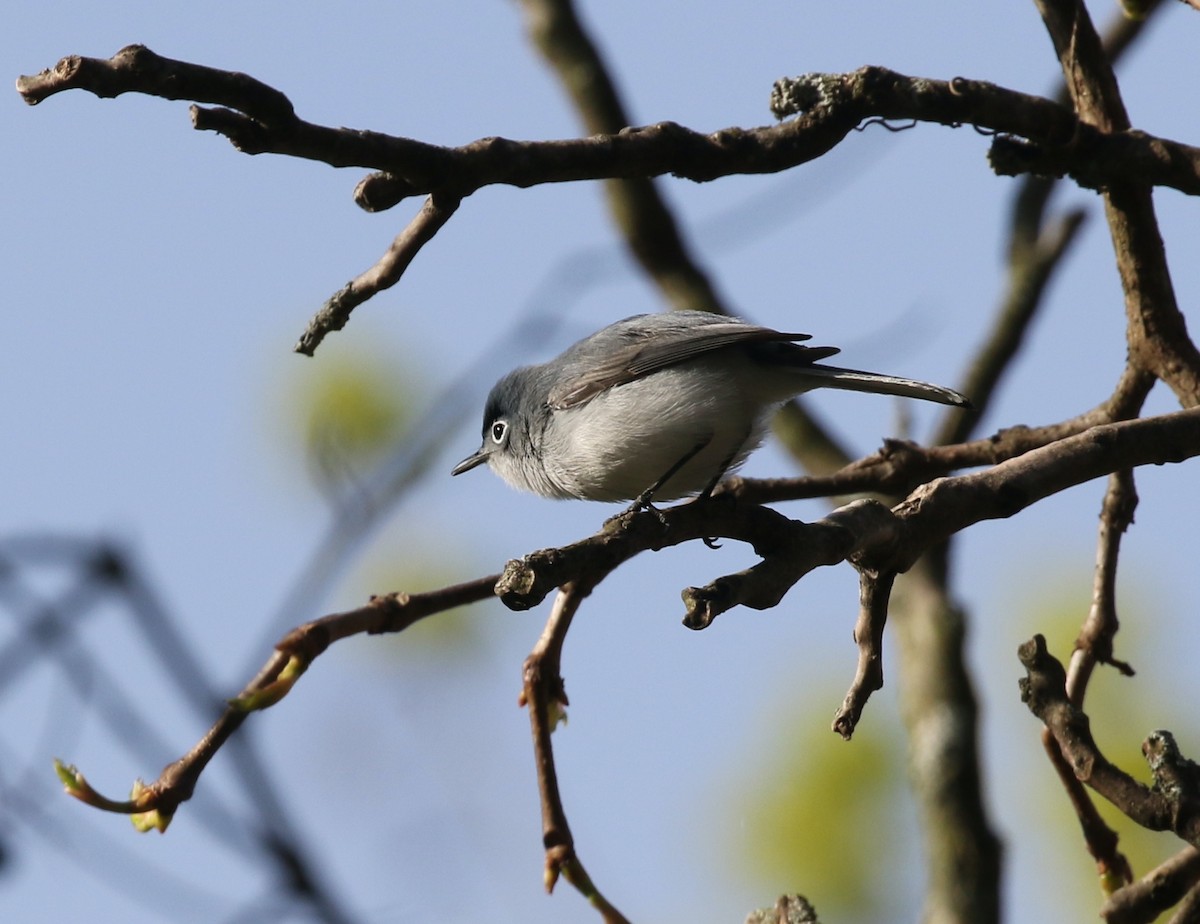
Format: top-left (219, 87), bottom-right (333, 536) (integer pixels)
top-left (548, 323), bottom-right (832, 409)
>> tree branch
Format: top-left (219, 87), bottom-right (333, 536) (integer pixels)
top-left (16, 44), bottom-right (294, 118)
top-left (1071, 467), bottom-right (1139, 701)
top-left (55, 576), bottom-right (498, 824)
top-left (20, 47), bottom-right (1200, 356)
top-left (832, 569), bottom-right (894, 739)
top-left (934, 206), bottom-right (1086, 447)
top-left (19, 50), bottom-right (1200, 201)
top-left (500, 408), bottom-right (1200, 622)
top-left (906, 6), bottom-right (1162, 903)
top-left (1020, 638), bottom-right (1200, 847)
top-left (294, 193), bottom-right (462, 355)
top-left (520, 584), bottom-right (631, 923)
top-left (725, 375), bottom-right (1147, 505)
top-left (935, 0), bottom-right (1163, 448)
top-left (1101, 847), bottom-right (1200, 924)
top-left (1031, 464), bottom-right (1142, 895)
top-left (892, 561), bottom-right (1001, 924)
top-left (48, 407), bottom-right (1200, 879)
top-left (1032, 0), bottom-right (1200, 404)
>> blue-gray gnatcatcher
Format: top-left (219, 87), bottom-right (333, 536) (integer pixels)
top-left (452, 310), bottom-right (970, 505)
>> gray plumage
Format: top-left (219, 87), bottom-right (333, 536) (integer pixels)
top-left (453, 311), bottom-right (969, 503)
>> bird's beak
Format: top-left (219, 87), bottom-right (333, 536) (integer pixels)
top-left (451, 447), bottom-right (489, 476)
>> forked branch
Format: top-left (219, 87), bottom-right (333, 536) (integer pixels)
top-left (55, 408), bottom-right (1200, 825)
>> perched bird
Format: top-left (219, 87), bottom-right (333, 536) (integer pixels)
top-left (453, 310), bottom-right (969, 505)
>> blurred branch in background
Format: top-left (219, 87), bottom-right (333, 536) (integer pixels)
top-left (514, 0), bottom-right (853, 476)
top-left (0, 536), bottom-right (356, 923)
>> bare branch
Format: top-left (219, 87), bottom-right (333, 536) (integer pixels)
top-left (18, 49), bottom-right (1200, 201)
top-left (1031, 369), bottom-right (1152, 887)
top-left (502, 408), bottom-right (1200, 621)
top-left (16, 44), bottom-right (294, 119)
top-left (1070, 468), bottom-right (1139, 701)
top-left (1019, 637), bottom-right (1200, 846)
top-left (53, 395), bottom-right (1200, 825)
top-left (891, 561), bottom-right (1001, 924)
top-left (294, 193), bottom-right (462, 356)
top-left (935, 0), bottom-right (1164, 449)
top-left (58, 576), bottom-right (498, 821)
top-left (832, 569), bottom-right (894, 739)
top-left (1033, 0), bottom-right (1200, 403)
top-left (520, 585), bottom-right (631, 923)
top-left (1101, 847), bottom-right (1200, 924)
top-left (1031, 465), bottom-right (1143, 897)
top-left (1039, 722), bottom-right (1134, 891)
top-left (889, 408), bottom-right (1200, 558)
top-left (679, 500), bottom-right (898, 630)
top-left (20, 46), bottom-right (1200, 360)
top-left (726, 374), bottom-right (1149, 505)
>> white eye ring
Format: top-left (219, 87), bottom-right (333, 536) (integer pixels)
top-left (490, 420), bottom-right (508, 444)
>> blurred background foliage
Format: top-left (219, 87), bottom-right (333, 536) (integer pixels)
top-left (283, 343), bottom-right (415, 493)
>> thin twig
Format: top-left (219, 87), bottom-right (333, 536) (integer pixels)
top-left (1069, 467), bottom-right (1139, 702)
top-left (1019, 637), bottom-right (1200, 846)
top-left (1033, 466), bottom-right (1141, 895)
top-left (1039, 724), bottom-right (1134, 889)
top-left (295, 193), bottom-right (462, 355)
top-left (1101, 847), bottom-right (1200, 924)
top-left (520, 584), bottom-right (631, 923)
top-left (1032, 366), bottom-right (1151, 890)
top-left (832, 570), bottom-right (894, 739)
top-left (56, 577), bottom-right (498, 820)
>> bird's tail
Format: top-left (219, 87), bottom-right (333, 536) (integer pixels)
top-left (801, 364), bottom-right (972, 408)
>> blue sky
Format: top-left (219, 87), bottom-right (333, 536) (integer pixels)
top-left (5, 3), bottom-right (1200, 922)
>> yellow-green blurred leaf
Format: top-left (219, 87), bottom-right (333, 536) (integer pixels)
top-left (732, 697), bottom-right (903, 920)
top-left (278, 344), bottom-right (417, 489)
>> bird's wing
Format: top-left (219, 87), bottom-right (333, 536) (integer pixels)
top-left (548, 321), bottom-right (836, 409)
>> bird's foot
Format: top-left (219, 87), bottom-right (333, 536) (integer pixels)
top-left (604, 489), bottom-right (671, 531)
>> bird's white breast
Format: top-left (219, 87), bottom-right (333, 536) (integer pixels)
top-left (538, 362), bottom-right (773, 501)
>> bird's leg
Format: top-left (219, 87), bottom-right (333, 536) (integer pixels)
top-left (697, 427), bottom-right (751, 501)
top-left (611, 434), bottom-right (713, 527)
top-left (695, 427), bottom-right (751, 549)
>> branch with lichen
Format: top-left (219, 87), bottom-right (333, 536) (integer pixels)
top-left (16, 46), bottom-right (1200, 354)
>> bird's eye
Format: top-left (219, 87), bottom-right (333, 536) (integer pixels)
top-left (490, 420), bottom-right (508, 444)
